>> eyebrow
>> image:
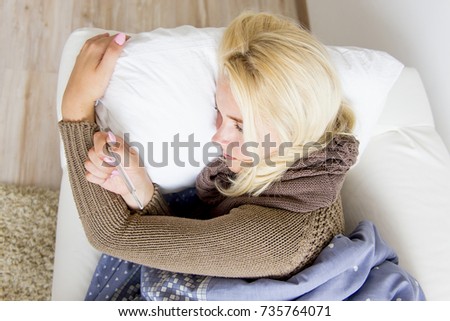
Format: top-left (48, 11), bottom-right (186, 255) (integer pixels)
top-left (228, 115), bottom-right (243, 123)
top-left (215, 102), bottom-right (243, 123)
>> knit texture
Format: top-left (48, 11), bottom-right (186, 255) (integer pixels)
top-left (58, 121), bottom-right (355, 278)
top-left (196, 134), bottom-right (359, 217)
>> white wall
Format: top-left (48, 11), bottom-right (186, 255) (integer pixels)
top-left (307, 0), bottom-right (450, 152)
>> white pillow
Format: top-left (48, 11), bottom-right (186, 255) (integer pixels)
top-left (327, 46), bottom-right (404, 153)
top-left (96, 26), bottom-right (404, 193)
top-left (97, 27), bottom-right (222, 193)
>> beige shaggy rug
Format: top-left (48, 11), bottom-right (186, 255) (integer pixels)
top-left (0, 183), bottom-right (59, 300)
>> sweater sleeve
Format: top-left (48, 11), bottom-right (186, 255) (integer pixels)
top-left (58, 121), bottom-right (171, 217)
top-left (58, 120), bottom-right (343, 278)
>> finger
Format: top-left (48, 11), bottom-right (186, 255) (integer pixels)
top-left (88, 143), bottom-right (110, 168)
top-left (86, 169), bottom-right (124, 194)
top-left (94, 130), bottom-right (125, 163)
top-left (92, 131), bottom-right (114, 160)
top-left (80, 32), bottom-right (110, 53)
top-left (85, 171), bottom-right (108, 186)
top-left (93, 130), bottom-right (141, 169)
top-left (87, 32), bottom-right (110, 43)
top-left (78, 35), bottom-right (114, 70)
top-left (105, 131), bottom-right (142, 169)
top-left (92, 131), bottom-right (130, 169)
top-left (97, 33), bottom-right (127, 77)
top-left (85, 158), bottom-right (112, 180)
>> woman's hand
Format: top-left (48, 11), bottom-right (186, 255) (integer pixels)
top-left (85, 131), bottom-right (155, 209)
top-left (62, 33), bottom-right (127, 122)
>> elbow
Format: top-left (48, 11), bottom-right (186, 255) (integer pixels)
top-left (82, 222), bottom-right (125, 255)
top-left (85, 231), bottom-right (116, 254)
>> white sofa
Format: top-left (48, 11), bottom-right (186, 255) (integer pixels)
top-left (52, 32), bottom-right (450, 301)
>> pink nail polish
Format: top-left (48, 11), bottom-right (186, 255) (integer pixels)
top-left (104, 156), bottom-right (116, 164)
top-left (107, 131), bottom-right (116, 143)
top-left (111, 170), bottom-right (120, 177)
top-left (114, 33), bottom-right (126, 46)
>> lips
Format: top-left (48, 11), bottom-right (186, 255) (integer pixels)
top-left (223, 153), bottom-right (237, 160)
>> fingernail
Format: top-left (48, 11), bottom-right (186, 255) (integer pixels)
top-left (107, 131), bottom-right (116, 143)
top-left (110, 170), bottom-right (120, 177)
top-left (114, 33), bottom-right (126, 46)
top-left (104, 156), bottom-right (116, 164)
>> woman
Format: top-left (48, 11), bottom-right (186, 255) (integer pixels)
top-left (59, 12), bottom-right (358, 279)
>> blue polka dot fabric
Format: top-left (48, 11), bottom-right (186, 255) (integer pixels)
top-left (85, 187), bottom-right (210, 301)
top-left (85, 256), bottom-right (142, 301)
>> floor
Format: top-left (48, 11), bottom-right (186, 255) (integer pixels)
top-left (0, 0), bottom-right (306, 190)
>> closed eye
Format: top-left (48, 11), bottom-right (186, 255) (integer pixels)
top-left (215, 105), bottom-right (243, 133)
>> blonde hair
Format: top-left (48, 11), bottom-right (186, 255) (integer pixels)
top-left (217, 11), bottom-right (355, 197)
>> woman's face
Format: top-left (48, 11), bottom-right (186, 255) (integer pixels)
top-left (212, 77), bottom-right (252, 173)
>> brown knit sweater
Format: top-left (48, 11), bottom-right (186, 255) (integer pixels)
top-left (58, 120), bottom-right (358, 279)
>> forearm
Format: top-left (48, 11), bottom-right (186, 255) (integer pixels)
top-left (58, 120), bottom-right (171, 217)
